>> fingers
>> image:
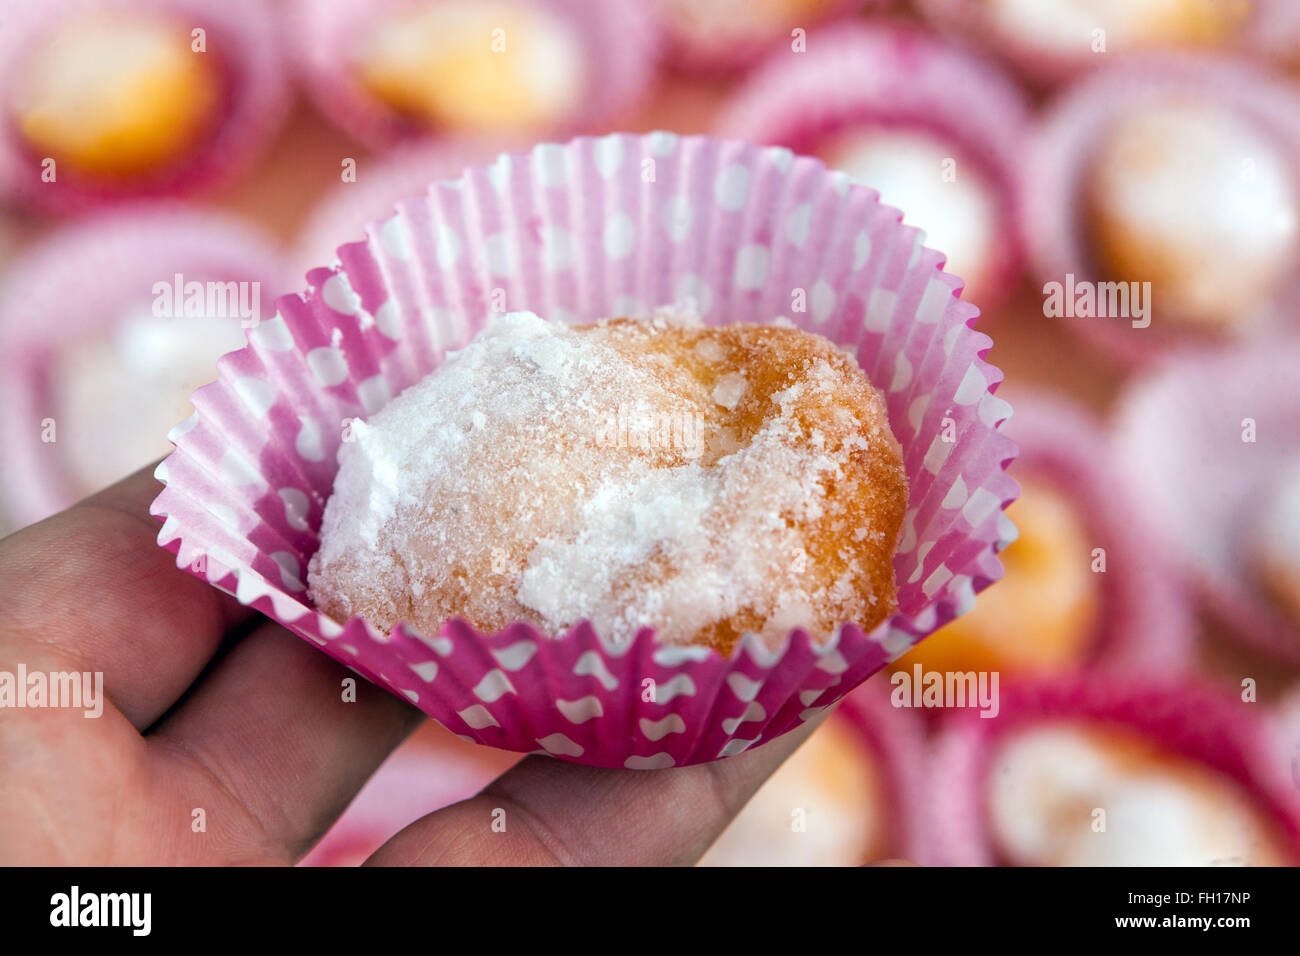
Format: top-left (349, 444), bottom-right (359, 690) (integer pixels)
top-left (0, 464), bottom-right (257, 729)
top-left (148, 620), bottom-right (423, 864)
top-left (367, 710), bottom-right (830, 866)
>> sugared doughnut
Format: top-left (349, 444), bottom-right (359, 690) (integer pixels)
top-left (14, 11), bottom-right (222, 179)
top-left (988, 721), bottom-right (1290, 866)
top-left (820, 128), bottom-right (1000, 304)
top-left (307, 309), bottom-right (908, 654)
top-left (51, 311), bottom-right (247, 493)
top-left (1084, 101), bottom-right (1299, 330)
top-left (355, 0), bottom-right (585, 134)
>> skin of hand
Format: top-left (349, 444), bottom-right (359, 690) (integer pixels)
top-left (0, 463), bottom-right (883, 867)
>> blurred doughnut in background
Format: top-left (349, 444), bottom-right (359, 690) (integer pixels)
top-left (925, 679), bottom-right (1300, 866)
top-left (0, 0), bottom-right (290, 211)
top-left (0, 206), bottom-right (290, 526)
top-left (287, 0), bottom-right (660, 147)
top-left (1024, 56), bottom-right (1300, 364)
top-left (917, 0), bottom-right (1300, 84)
top-left (717, 23), bottom-right (1030, 311)
top-left (893, 392), bottom-right (1192, 683)
top-left (1114, 343), bottom-right (1300, 665)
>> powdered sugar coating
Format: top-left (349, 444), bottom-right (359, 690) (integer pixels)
top-left (308, 309), bottom-right (907, 652)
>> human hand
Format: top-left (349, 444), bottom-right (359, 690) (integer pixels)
top-left (0, 464), bottom-right (830, 866)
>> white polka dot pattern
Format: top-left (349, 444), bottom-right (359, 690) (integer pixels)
top-left (149, 134), bottom-right (1018, 768)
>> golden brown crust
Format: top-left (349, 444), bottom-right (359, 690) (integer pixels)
top-left (583, 320), bottom-right (906, 653)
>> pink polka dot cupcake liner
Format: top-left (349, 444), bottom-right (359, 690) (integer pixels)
top-left (999, 390), bottom-right (1195, 673)
top-left (653, 0), bottom-right (883, 76)
top-left (286, 0), bottom-right (661, 149)
top-left (1113, 342), bottom-right (1300, 663)
top-left (0, 0), bottom-right (290, 213)
top-left (917, 0), bottom-right (1300, 84)
top-left (920, 677), bottom-right (1300, 866)
top-left (0, 203), bottom-right (291, 528)
top-left (715, 22), bottom-right (1030, 312)
top-left (150, 133), bottom-right (1018, 769)
top-left (293, 137), bottom-right (519, 276)
top-left (1023, 54), bottom-right (1300, 368)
